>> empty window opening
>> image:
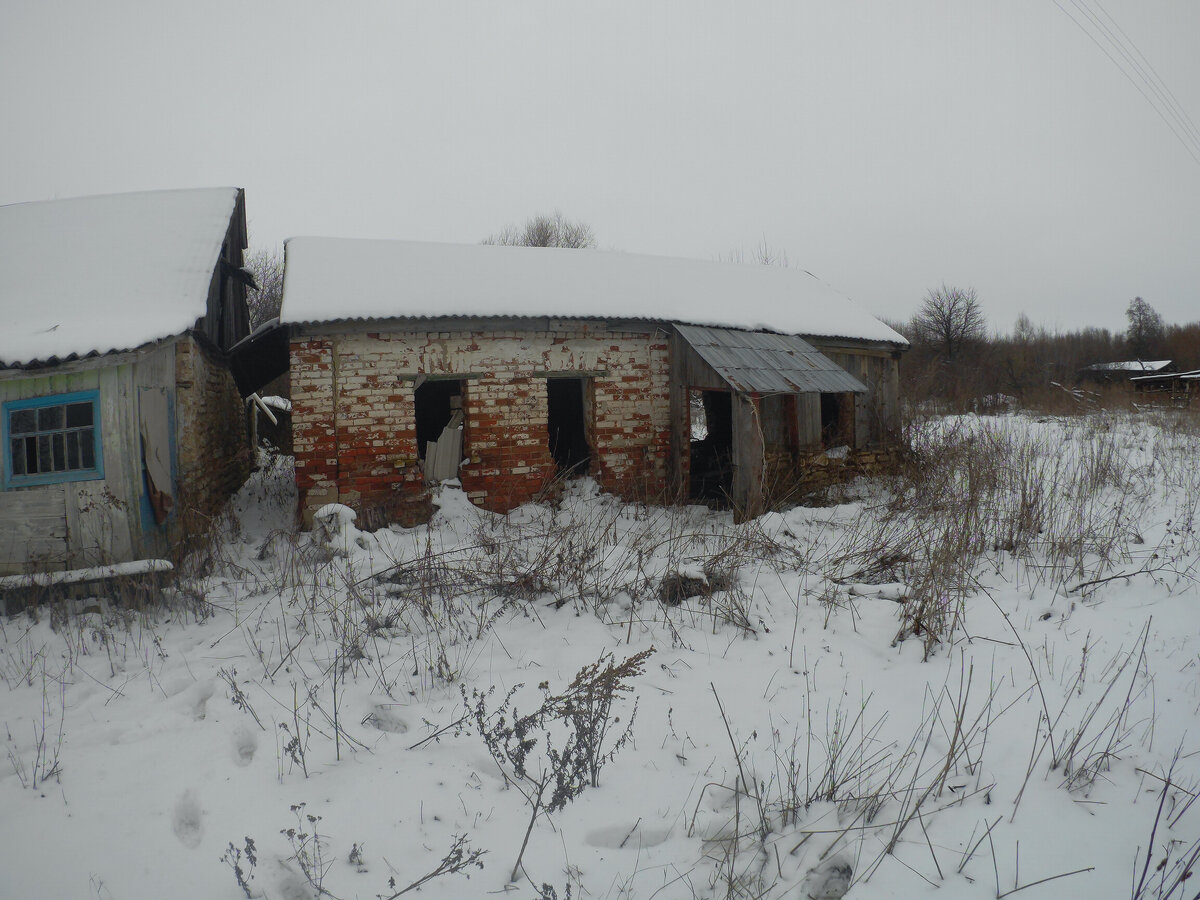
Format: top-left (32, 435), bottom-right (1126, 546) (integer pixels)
top-left (415, 379), bottom-right (463, 459)
top-left (547, 377), bottom-right (591, 474)
top-left (689, 389), bottom-right (733, 502)
top-left (689, 389), bottom-right (708, 440)
top-left (820, 392), bottom-right (854, 449)
top-left (415, 379), bottom-right (465, 482)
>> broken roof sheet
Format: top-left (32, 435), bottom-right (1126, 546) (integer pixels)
top-left (281, 238), bottom-right (907, 346)
top-left (676, 324), bottom-right (868, 394)
top-left (0, 188), bottom-right (240, 367)
top-left (1134, 368), bottom-right (1200, 382)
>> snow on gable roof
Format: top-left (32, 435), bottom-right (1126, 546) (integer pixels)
top-left (0, 187), bottom-right (240, 367)
top-left (1083, 360), bottom-right (1173, 372)
top-left (281, 238), bottom-right (907, 346)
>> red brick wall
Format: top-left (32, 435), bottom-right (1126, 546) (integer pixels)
top-left (291, 339), bottom-right (340, 515)
top-left (290, 326), bottom-right (671, 526)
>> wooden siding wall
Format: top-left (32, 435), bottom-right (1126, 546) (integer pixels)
top-left (0, 343), bottom-right (177, 574)
top-left (669, 332), bottom-right (903, 518)
top-left (810, 345), bottom-right (901, 447)
top-left (201, 188), bottom-right (251, 353)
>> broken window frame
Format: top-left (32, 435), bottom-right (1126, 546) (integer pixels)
top-left (413, 376), bottom-right (467, 483)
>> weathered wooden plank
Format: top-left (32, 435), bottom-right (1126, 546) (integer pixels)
top-left (0, 485), bottom-right (66, 518)
top-left (0, 515), bottom-right (68, 541)
top-left (0, 539), bottom-right (70, 573)
top-left (855, 394), bottom-right (871, 449)
top-left (731, 393), bottom-right (764, 522)
top-left (74, 366), bottom-right (136, 563)
top-left (796, 393), bottom-right (821, 448)
top-left (759, 394), bottom-right (795, 451)
top-left (667, 331), bottom-right (690, 498)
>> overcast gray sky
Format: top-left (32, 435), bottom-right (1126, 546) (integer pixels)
top-left (2, 0), bottom-right (1197, 334)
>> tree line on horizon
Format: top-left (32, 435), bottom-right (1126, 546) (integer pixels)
top-left (891, 286), bottom-right (1200, 409)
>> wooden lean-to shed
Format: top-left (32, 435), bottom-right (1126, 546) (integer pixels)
top-left (0, 188), bottom-right (254, 575)
top-left (278, 239), bottom-right (907, 526)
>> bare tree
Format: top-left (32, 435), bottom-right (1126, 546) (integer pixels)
top-left (910, 284), bottom-right (986, 362)
top-left (483, 211), bottom-right (596, 249)
top-left (1125, 296), bottom-right (1165, 359)
top-left (244, 247), bottom-right (285, 330)
top-left (720, 238), bottom-right (792, 267)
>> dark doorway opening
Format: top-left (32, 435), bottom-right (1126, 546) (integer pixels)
top-left (547, 377), bottom-right (591, 474)
top-left (689, 389), bottom-right (733, 502)
top-left (820, 392), bottom-right (854, 449)
top-left (415, 379), bottom-right (463, 460)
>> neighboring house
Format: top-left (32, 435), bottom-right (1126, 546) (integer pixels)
top-left (280, 239), bottom-right (907, 525)
top-left (1130, 368), bottom-right (1200, 405)
top-left (1077, 360), bottom-right (1176, 385)
top-left (0, 188), bottom-right (254, 575)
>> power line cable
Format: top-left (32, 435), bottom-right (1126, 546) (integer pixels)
top-left (1050, 0), bottom-right (1200, 167)
top-left (1090, 0), bottom-right (1200, 146)
top-left (1072, 0), bottom-right (1200, 150)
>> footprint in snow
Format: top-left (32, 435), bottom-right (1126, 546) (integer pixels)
top-left (232, 725), bottom-right (258, 766)
top-left (172, 789), bottom-right (204, 848)
top-left (362, 704), bottom-right (408, 734)
top-left (175, 680), bottom-right (216, 721)
top-left (585, 822), bottom-right (671, 849)
top-left (801, 857), bottom-right (853, 899)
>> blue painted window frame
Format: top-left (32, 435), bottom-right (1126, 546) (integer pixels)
top-left (2, 390), bottom-right (105, 489)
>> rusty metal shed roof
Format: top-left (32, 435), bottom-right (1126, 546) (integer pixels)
top-left (676, 324), bottom-right (868, 395)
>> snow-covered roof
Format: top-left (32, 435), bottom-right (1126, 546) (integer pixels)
top-left (1083, 360), bottom-right (1173, 373)
top-left (281, 238), bottom-right (907, 346)
top-left (0, 188), bottom-right (240, 367)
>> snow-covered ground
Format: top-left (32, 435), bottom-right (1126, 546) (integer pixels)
top-left (1, 412), bottom-right (1198, 900)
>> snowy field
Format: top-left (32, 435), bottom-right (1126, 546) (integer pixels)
top-left (1, 411), bottom-right (1198, 900)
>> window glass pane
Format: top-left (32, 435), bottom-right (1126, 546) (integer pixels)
top-left (37, 405), bottom-right (64, 432)
top-left (24, 437), bottom-right (39, 474)
top-left (38, 435), bottom-right (52, 473)
top-left (6, 397), bottom-right (100, 479)
top-left (66, 402), bottom-right (93, 428)
top-left (11, 409), bottom-right (37, 434)
top-left (80, 430), bottom-right (95, 469)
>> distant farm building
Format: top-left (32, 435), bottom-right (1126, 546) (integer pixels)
top-left (278, 239), bottom-right (907, 525)
top-left (1130, 368), bottom-right (1200, 406)
top-left (0, 188), bottom-right (254, 575)
top-left (1077, 359), bottom-right (1176, 385)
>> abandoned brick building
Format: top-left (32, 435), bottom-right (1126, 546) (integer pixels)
top-left (280, 239), bottom-right (907, 525)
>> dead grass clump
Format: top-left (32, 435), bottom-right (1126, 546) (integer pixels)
top-left (817, 414), bottom-right (1157, 657)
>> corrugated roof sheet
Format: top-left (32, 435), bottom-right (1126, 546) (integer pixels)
top-left (676, 324), bottom-right (868, 394)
